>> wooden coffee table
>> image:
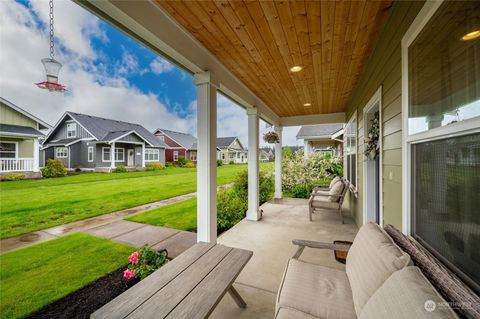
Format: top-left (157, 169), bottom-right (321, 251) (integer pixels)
top-left (92, 242), bottom-right (253, 319)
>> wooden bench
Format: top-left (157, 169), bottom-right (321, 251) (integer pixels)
top-left (92, 242), bottom-right (253, 319)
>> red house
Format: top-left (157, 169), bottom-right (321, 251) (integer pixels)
top-left (153, 128), bottom-right (197, 163)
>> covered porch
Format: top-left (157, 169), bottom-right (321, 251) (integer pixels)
top-left (211, 199), bottom-right (357, 318)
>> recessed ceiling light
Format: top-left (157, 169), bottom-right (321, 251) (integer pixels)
top-left (290, 65), bottom-right (303, 73)
top-left (462, 30), bottom-right (480, 41)
top-left (303, 103), bottom-right (311, 107)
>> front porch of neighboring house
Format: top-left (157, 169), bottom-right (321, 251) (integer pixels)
top-left (218, 149), bottom-right (247, 165)
top-left (77, 0), bottom-right (479, 317)
top-left (0, 136), bottom-right (40, 175)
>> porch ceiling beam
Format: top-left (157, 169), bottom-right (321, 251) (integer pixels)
top-left (279, 112), bottom-right (346, 127)
top-left (76, 0), bottom-right (280, 126)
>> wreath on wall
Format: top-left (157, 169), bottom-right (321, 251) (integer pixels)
top-left (364, 111), bottom-right (380, 160)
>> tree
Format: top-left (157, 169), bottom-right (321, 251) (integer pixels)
top-left (282, 146), bottom-right (294, 158)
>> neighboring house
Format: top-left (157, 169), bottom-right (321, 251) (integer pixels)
top-left (153, 128), bottom-right (197, 163)
top-left (296, 123), bottom-right (344, 158)
top-left (0, 97), bottom-right (50, 177)
top-left (216, 137), bottom-right (247, 164)
top-left (259, 147), bottom-right (274, 162)
top-left (41, 112), bottom-right (167, 172)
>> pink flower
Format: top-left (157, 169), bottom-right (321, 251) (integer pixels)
top-left (128, 251), bottom-right (139, 264)
top-left (123, 268), bottom-right (136, 280)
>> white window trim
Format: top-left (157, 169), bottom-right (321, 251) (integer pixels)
top-left (115, 147), bottom-right (125, 162)
top-left (66, 123), bottom-right (77, 138)
top-left (344, 110), bottom-right (358, 189)
top-left (145, 148), bottom-right (160, 162)
top-left (173, 150), bottom-right (179, 161)
top-left (56, 147), bottom-right (68, 158)
top-left (102, 147), bottom-right (111, 162)
top-left (88, 146), bottom-right (94, 162)
top-left (0, 141), bottom-right (18, 159)
top-left (362, 87), bottom-right (383, 226)
top-left (401, 0), bottom-right (480, 235)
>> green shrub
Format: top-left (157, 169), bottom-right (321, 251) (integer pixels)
top-left (185, 161), bottom-right (195, 168)
top-left (165, 162), bottom-right (173, 167)
top-left (291, 184), bottom-right (314, 199)
top-left (41, 159), bottom-right (67, 178)
top-left (177, 156), bottom-right (187, 167)
top-left (114, 166), bottom-right (127, 173)
top-left (217, 189), bottom-right (247, 232)
top-left (217, 160), bottom-right (223, 167)
top-left (146, 162), bottom-right (164, 171)
top-left (229, 160), bottom-right (235, 165)
top-left (124, 246), bottom-right (168, 281)
top-left (1, 173), bottom-right (26, 181)
top-left (232, 170), bottom-right (274, 205)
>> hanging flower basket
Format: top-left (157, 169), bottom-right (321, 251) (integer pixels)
top-left (263, 131), bottom-right (280, 144)
top-left (364, 111), bottom-right (380, 160)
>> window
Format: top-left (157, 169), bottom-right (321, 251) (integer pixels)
top-left (404, 1), bottom-right (480, 291)
top-left (0, 142), bottom-right (17, 158)
top-left (190, 152), bottom-right (197, 161)
top-left (66, 123), bottom-right (77, 138)
top-left (56, 147), bottom-right (68, 158)
top-left (344, 112), bottom-right (357, 187)
top-left (102, 147), bottom-right (111, 162)
top-left (173, 151), bottom-right (178, 161)
top-left (88, 146), bottom-right (94, 162)
top-left (115, 148), bottom-right (125, 162)
top-left (145, 149), bottom-right (159, 161)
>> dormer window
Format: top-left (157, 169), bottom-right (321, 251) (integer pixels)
top-left (67, 123), bottom-right (77, 138)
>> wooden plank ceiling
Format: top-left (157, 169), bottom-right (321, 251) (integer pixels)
top-left (158, 0), bottom-right (393, 117)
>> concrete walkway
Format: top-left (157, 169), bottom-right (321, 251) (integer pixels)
top-left (0, 192), bottom-right (196, 254)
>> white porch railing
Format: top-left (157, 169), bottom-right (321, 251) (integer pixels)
top-left (0, 158), bottom-right (34, 172)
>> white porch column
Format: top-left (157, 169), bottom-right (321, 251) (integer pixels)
top-left (304, 140), bottom-right (311, 158)
top-left (141, 142), bottom-right (145, 167)
top-left (247, 108), bottom-right (260, 221)
top-left (110, 142), bottom-right (115, 169)
top-left (33, 137), bottom-right (39, 172)
top-left (274, 126), bottom-right (283, 199)
top-left (194, 71), bottom-right (218, 243)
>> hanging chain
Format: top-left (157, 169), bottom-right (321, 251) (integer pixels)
top-left (49, 0), bottom-right (55, 59)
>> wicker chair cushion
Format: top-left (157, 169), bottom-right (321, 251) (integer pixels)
top-left (328, 180), bottom-right (344, 202)
top-left (329, 176), bottom-right (341, 189)
top-left (384, 224), bottom-right (480, 319)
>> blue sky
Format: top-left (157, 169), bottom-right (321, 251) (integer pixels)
top-left (0, 0), bottom-right (301, 146)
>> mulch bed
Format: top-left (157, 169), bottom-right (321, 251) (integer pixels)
top-left (27, 266), bottom-right (138, 319)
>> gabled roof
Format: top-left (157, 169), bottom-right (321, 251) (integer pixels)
top-left (0, 124), bottom-right (44, 137)
top-left (154, 128), bottom-right (197, 149)
top-left (45, 112), bottom-right (168, 148)
top-left (0, 97), bottom-right (51, 130)
top-left (217, 137), bottom-right (238, 149)
top-left (296, 124), bottom-right (344, 139)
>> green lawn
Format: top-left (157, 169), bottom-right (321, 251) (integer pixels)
top-left (0, 164), bottom-right (254, 239)
top-left (0, 233), bottom-right (133, 319)
top-left (127, 197), bottom-right (197, 231)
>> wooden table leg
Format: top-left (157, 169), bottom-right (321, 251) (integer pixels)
top-left (228, 286), bottom-right (247, 308)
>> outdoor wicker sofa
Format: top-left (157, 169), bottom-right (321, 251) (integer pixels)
top-left (275, 222), bottom-right (480, 319)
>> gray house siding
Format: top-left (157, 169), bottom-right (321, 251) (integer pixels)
top-left (53, 146), bottom-right (69, 167)
top-left (118, 134), bottom-right (143, 143)
top-left (50, 120), bottom-right (91, 140)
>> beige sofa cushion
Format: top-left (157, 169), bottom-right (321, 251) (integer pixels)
top-left (329, 176), bottom-right (341, 189)
top-left (359, 267), bottom-right (458, 319)
top-left (276, 259), bottom-right (356, 319)
top-left (346, 222), bottom-right (411, 315)
top-left (328, 180), bottom-right (344, 202)
top-left (276, 307), bottom-right (319, 319)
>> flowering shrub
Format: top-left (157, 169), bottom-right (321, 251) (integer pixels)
top-left (282, 152), bottom-right (343, 196)
top-left (263, 131), bottom-right (280, 144)
top-left (146, 162), bottom-right (164, 171)
top-left (41, 159), bottom-right (67, 178)
top-left (185, 161), bottom-right (195, 168)
top-left (123, 246), bottom-right (168, 281)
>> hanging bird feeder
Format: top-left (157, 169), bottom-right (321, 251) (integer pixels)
top-left (35, 0), bottom-right (66, 92)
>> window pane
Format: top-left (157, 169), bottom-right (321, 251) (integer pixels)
top-left (412, 133), bottom-right (480, 288)
top-left (408, 1), bottom-right (480, 135)
top-left (0, 143), bottom-right (16, 158)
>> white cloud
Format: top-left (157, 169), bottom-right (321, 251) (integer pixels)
top-left (150, 56), bottom-right (174, 74)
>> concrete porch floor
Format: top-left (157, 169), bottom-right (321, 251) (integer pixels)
top-left (211, 198), bottom-right (359, 319)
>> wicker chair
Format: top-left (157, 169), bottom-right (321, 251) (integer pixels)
top-left (308, 178), bottom-right (349, 223)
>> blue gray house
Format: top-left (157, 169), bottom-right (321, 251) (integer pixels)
top-left (41, 112), bottom-right (167, 171)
